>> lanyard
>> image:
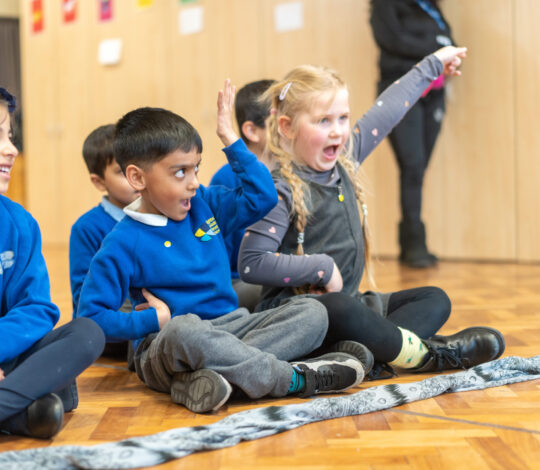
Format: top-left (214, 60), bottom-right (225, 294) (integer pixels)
top-left (415, 0), bottom-right (447, 30)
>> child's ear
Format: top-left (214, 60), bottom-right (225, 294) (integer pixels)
top-left (241, 121), bottom-right (262, 144)
top-left (125, 164), bottom-right (147, 191)
top-left (89, 174), bottom-right (107, 192)
top-left (277, 115), bottom-right (294, 140)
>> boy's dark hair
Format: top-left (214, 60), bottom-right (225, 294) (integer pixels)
top-left (235, 79), bottom-right (275, 143)
top-left (82, 124), bottom-right (115, 177)
top-left (114, 107), bottom-right (203, 172)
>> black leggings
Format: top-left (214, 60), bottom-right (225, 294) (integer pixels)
top-left (0, 317), bottom-right (105, 421)
top-left (316, 286), bottom-right (451, 363)
top-left (379, 80), bottom-right (445, 223)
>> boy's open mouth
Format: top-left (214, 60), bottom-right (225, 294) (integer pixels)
top-left (0, 165), bottom-right (11, 175)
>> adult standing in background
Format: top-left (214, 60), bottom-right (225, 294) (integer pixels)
top-left (370, 0), bottom-right (454, 268)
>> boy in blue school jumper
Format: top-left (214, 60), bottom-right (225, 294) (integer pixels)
top-left (77, 80), bottom-right (366, 413)
top-left (210, 79), bottom-right (275, 311)
top-left (69, 124), bottom-right (138, 361)
top-left (0, 87), bottom-right (104, 439)
top-left (69, 124), bottom-right (139, 315)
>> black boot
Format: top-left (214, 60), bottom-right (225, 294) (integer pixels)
top-left (413, 327), bottom-right (505, 373)
top-left (399, 220), bottom-right (438, 268)
top-left (0, 393), bottom-right (64, 439)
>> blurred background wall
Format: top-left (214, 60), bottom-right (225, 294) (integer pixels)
top-left (6, 0), bottom-right (540, 261)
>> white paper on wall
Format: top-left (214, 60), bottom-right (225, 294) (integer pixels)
top-left (179, 6), bottom-right (204, 35)
top-left (98, 38), bottom-right (123, 66)
top-left (274, 2), bottom-right (304, 33)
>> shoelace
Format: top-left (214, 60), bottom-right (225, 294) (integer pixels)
top-left (366, 362), bottom-right (397, 381)
top-left (432, 346), bottom-right (465, 370)
top-left (314, 369), bottom-right (336, 392)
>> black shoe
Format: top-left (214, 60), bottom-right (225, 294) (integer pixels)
top-left (413, 327), bottom-right (506, 373)
top-left (399, 220), bottom-right (438, 268)
top-left (171, 369), bottom-right (232, 413)
top-left (365, 361), bottom-right (397, 381)
top-left (292, 352), bottom-right (365, 397)
top-left (327, 340), bottom-right (374, 375)
top-left (0, 393), bottom-right (64, 439)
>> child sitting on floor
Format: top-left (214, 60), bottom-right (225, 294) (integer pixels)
top-left (238, 47), bottom-right (505, 377)
top-left (76, 80), bottom-right (369, 413)
top-left (0, 87), bottom-right (104, 439)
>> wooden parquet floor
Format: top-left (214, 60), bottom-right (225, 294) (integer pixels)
top-left (1, 246), bottom-right (539, 469)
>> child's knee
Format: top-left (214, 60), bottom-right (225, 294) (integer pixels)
top-left (292, 297), bottom-right (329, 344)
top-left (427, 286), bottom-right (452, 321)
top-left (70, 317), bottom-right (106, 363)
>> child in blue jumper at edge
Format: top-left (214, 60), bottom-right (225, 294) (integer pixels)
top-left (210, 79), bottom-right (276, 311)
top-left (0, 88), bottom-right (105, 439)
top-left (76, 80), bottom-right (369, 414)
top-left (69, 124), bottom-right (139, 361)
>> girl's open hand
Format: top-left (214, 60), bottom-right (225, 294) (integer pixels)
top-left (433, 46), bottom-right (467, 76)
top-left (216, 79), bottom-right (238, 147)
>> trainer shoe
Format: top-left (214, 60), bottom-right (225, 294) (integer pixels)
top-left (328, 340), bottom-right (374, 375)
top-left (413, 326), bottom-right (505, 373)
top-left (171, 369), bottom-right (232, 413)
top-left (292, 352), bottom-right (365, 397)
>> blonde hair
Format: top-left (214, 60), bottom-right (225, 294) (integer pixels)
top-left (263, 65), bottom-right (374, 286)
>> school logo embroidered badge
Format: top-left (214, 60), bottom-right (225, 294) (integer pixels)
top-left (0, 250), bottom-right (15, 275)
top-left (194, 217), bottom-right (220, 242)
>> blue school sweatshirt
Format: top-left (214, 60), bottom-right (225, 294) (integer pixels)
top-left (0, 195), bottom-right (60, 364)
top-left (69, 198), bottom-right (124, 315)
top-left (77, 139), bottom-right (278, 346)
top-left (210, 163), bottom-right (243, 278)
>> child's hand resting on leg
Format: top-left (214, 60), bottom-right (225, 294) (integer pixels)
top-left (135, 288), bottom-right (171, 330)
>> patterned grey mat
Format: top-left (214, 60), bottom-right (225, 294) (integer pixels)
top-left (1, 355), bottom-right (539, 470)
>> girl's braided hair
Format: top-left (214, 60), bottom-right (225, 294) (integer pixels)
top-left (261, 65), bottom-right (374, 286)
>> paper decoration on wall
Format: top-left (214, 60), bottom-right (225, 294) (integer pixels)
top-left (99, 0), bottom-right (113, 21)
top-left (62, 0), bottom-right (77, 23)
top-left (137, 0), bottom-right (154, 8)
top-left (98, 38), bottom-right (123, 66)
top-left (179, 6), bottom-right (204, 35)
top-left (31, 0), bottom-right (44, 33)
top-left (274, 2), bottom-right (304, 33)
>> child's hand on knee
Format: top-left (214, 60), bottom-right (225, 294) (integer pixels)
top-left (0, 367), bottom-right (4, 381)
top-left (135, 288), bottom-right (171, 329)
top-left (216, 79), bottom-right (239, 147)
top-left (324, 262), bottom-right (343, 293)
top-left (433, 46), bottom-right (467, 77)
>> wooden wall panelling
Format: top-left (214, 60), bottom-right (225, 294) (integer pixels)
top-left (168, 0), bottom-right (265, 185)
top-left (426, 0), bottom-right (515, 260)
top-left (515, 0), bottom-right (540, 261)
top-left (21, 0), bottom-right (63, 243)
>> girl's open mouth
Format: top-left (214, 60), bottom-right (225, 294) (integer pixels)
top-left (322, 145), bottom-right (339, 160)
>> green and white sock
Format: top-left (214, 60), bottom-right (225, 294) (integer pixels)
top-left (389, 327), bottom-right (428, 368)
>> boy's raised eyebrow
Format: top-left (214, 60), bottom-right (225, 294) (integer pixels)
top-left (170, 157), bottom-right (202, 169)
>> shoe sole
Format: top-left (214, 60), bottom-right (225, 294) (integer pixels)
top-left (329, 341), bottom-right (374, 375)
top-left (171, 369), bottom-right (232, 413)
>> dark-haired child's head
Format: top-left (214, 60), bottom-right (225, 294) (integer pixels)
top-left (115, 107), bottom-right (203, 221)
top-left (235, 79), bottom-right (275, 157)
top-left (83, 124), bottom-right (139, 209)
top-left (0, 87), bottom-right (18, 195)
